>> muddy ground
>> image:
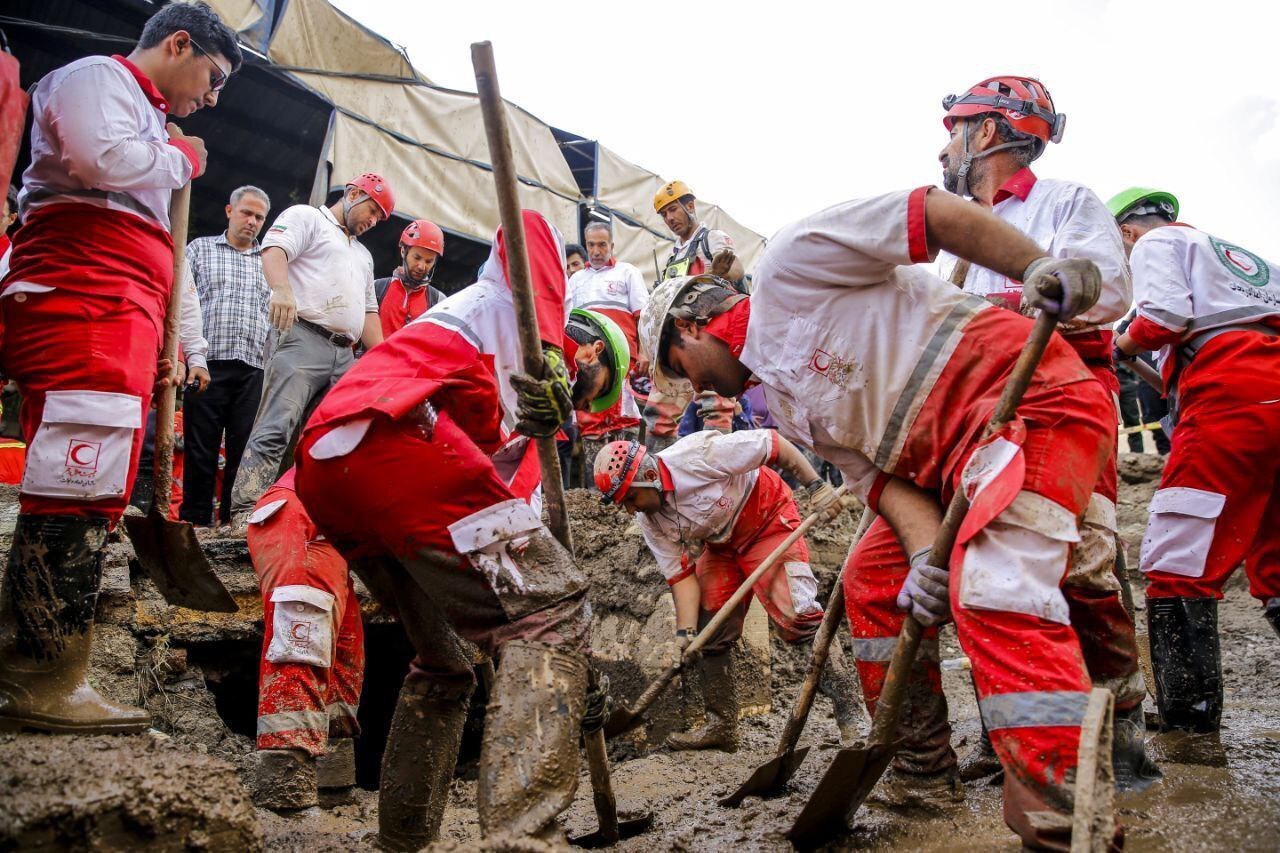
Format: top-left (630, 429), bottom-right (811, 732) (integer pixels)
top-left (2, 455), bottom-right (1278, 851)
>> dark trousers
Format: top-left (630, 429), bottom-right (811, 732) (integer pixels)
top-left (180, 359), bottom-right (264, 525)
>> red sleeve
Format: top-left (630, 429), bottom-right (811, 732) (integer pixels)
top-left (865, 470), bottom-right (892, 513)
top-left (766, 429), bottom-right (780, 465)
top-left (497, 210), bottom-right (567, 349)
top-left (1127, 314), bottom-right (1182, 350)
top-left (168, 138), bottom-right (202, 179)
top-left (906, 186), bottom-right (932, 264)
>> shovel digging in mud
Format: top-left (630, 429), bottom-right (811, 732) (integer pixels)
top-left (604, 486), bottom-right (850, 739)
top-left (122, 184), bottom-right (236, 613)
top-left (474, 40), bottom-right (650, 846)
top-left (787, 297), bottom-right (1074, 850)
top-left (721, 506), bottom-right (876, 807)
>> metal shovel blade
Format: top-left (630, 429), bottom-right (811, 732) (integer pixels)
top-left (786, 739), bottom-right (901, 850)
top-left (720, 744), bottom-right (812, 807)
top-left (569, 814), bottom-right (655, 848)
top-left (122, 511), bottom-right (238, 612)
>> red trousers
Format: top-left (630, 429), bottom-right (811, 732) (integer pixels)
top-left (846, 373), bottom-right (1110, 847)
top-left (1, 289), bottom-right (158, 523)
top-left (248, 478), bottom-right (363, 756)
top-left (295, 410), bottom-right (589, 684)
top-left (1142, 332), bottom-right (1280, 601)
top-left (696, 467), bottom-right (823, 653)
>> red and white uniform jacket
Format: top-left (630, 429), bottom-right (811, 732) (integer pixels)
top-left (3, 55), bottom-right (199, 317)
top-left (1126, 224), bottom-right (1280, 385)
top-left (568, 260), bottom-right (647, 430)
top-left (413, 211), bottom-right (569, 502)
top-left (938, 169), bottom-right (1130, 368)
top-left (378, 275), bottom-right (445, 339)
top-left (638, 429), bottom-right (779, 584)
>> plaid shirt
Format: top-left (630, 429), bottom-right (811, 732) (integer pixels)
top-left (186, 232), bottom-right (270, 368)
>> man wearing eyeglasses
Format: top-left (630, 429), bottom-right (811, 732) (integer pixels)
top-left (0, 2), bottom-right (240, 735)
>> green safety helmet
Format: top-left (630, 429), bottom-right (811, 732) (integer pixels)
top-left (1107, 187), bottom-right (1179, 224)
top-left (567, 308), bottom-right (629, 413)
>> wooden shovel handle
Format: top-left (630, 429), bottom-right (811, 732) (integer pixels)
top-left (152, 183), bottom-right (192, 511)
top-left (471, 41), bottom-right (571, 550)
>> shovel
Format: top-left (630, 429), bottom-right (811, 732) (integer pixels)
top-left (474, 40), bottom-right (647, 845)
top-left (787, 300), bottom-right (1066, 850)
top-left (721, 506), bottom-right (876, 807)
top-left (604, 486), bottom-right (849, 739)
top-left (122, 184), bottom-right (236, 613)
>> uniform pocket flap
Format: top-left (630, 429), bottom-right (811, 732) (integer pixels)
top-left (42, 390), bottom-right (141, 429)
top-left (449, 498), bottom-right (542, 553)
top-left (1148, 487), bottom-right (1226, 519)
top-left (270, 583), bottom-right (335, 611)
top-left (249, 499), bottom-right (288, 525)
top-left (998, 490), bottom-right (1081, 543)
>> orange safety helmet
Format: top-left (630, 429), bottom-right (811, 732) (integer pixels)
top-left (594, 439), bottom-right (659, 503)
top-left (400, 219), bottom-right (444, 256)
top-left (942, 76), bottom-right (1065, 158)
top-left (347, 172), bottom-right (396, 218)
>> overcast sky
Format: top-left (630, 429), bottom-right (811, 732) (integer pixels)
top-left (333, 0), bottom-right (1278, 252)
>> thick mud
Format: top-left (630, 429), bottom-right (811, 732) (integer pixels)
top-left (2, 461), bottom-right (1277, 851)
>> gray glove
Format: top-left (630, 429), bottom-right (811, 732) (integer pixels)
top-left (1021, 256), bottom-right (1102, 322)
top-left (896, 547), bottom-right (951, 627)
top-left (675, 628), bottom-right (701, 667)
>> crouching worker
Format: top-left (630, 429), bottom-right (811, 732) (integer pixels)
top-left (594, 430), bottom-right (863, 751)
top-left (245, 468), bottom-right (363, 810)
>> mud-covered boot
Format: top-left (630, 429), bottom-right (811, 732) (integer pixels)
top-left (1264, 598), bottom-right (1280, 640)
top-left (316, 737), bottom-right (357, 808)
top-left (247, 748), bottom-right (318, 810)
top-left (378, 677), bottom-right (475, 850)
top-left (1148, 596), bottom-right (1222, 732)
top-left (1112, 703), bottom-right (1162, 792)
top-left (478, 640), bottom-right (587, 842)
top-left (819, 641), bottom-right (867, 745)
top-left (666, 651), bottom-right (739, 752)
top-left (870, 672), bottom-right (961, 809)
top-left (959, 724), bottom-right (1004, 782)
top-left (0, 515), bottom-right (150, 734)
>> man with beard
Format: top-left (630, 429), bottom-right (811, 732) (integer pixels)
top-left (291, 210), bottom-right (620, 847)
top-left (641, 186), bottom-right (1120, 849)
top-left (376, 218), bottom-right (446, 338)
top-left (229, 173), bottom-right (392, 519)
top-left (934, 76), bottom-right (1155, 793)
top-left (568, 220), bottom-right (647, 478)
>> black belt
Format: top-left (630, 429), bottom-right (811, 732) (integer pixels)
top-left (295, 318), bottom-right (356, 348)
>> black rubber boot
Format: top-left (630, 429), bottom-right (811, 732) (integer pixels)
top-left (1147, 596), bottom-right (1222, 733)
top-left (1264, 598), bottom-right (1280, 641)
top-left (1112, 703), bottom-right (1162, 792)
top-left (0, 515), bottom-right (150, 734)
top-left (378, 677), bottom-right (474, 850)
top-left (666, 651), bottom-right (740, 752)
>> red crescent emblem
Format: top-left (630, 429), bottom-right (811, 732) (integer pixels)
top-left (69, 443), bottom-right (95, 465)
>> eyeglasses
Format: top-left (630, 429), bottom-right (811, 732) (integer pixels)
top-left (188, 36), bottom-right (230, 93)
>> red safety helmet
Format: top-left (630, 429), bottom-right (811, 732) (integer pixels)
top-left (400, 219), bottom-right (444, 257)
top-left (942, 76), bottom-right (1065, 157)
top-left (346, 172), bottom-right (396, 218)
top-left (594, 440), bottom-right (654, 504)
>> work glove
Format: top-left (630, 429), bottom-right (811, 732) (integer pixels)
top-left (510, 345), bottom-right (573, 438)
top-left (805, 479), bottom-right (845, 523)
top-left (896, 547), bottom-right (951, 627)
top-left (1020, 257), bottom-right (1102, 322)
top-left (580, 670), bottom-right (614, 735)
top-left (674, 628), bottom-right (701, 667)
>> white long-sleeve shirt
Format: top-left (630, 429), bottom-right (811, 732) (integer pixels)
top-left (178, 258), bottom-right (209, 372)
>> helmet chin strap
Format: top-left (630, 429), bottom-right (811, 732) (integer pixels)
top-left (954, 125), bottom-right (1034, 198)
top-left (341, 190), bottom-right (370, 221)
top-left (399, 252), bottom-right (435, 287)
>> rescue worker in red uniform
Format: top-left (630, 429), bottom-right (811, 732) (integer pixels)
top-left (936, 75), bottom-right (1154, 791)
top-left (0, 2), bottom-right (240, 735)
top-left (293, 210), bottom-right (624, 849)
top-left (245, 468), bottom-right (364, 810)
top-left (594, 431), bottom-right (864, 750)
top-left (376, 218), bottom-right (446, 338)
top-left (1111, 187), bottom-right (1280, 733)
top-left (643, 186), bottom-right (1118, 850)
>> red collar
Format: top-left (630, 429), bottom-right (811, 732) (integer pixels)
top-left (589, 257), bottom-right (618, 270)
top-left (656, 457), bottom-right (675, 492)
top-left (704, 297), bottom-right (751, 358)
top-left (111, 55), bottom-right (168, 112)
top-left (993, 167), bottom-right (1037, 204)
